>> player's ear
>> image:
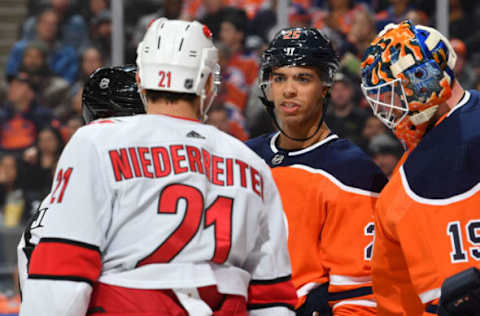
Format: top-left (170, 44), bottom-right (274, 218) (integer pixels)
top-left (321, 85), bottom-right (329, 98)
top-left (136, 72), bottom-right (141, 85)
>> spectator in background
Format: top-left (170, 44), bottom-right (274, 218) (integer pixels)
top-left (0, 154), bottom-right (29, 227)
top-left (0, 79), bottom-right (6, 105)
top-left (182, 0), bottom-right (268, 23)
top-left (404, 8), bottom-right (429, 26)
top-left (71, 46), bottom-right (105, 97)
top-left (449, 0), bottom-right (475, 42)
top-left (313, 0), bottom-right (363, 36)
top-left (22, 126), bottom-right (64, 200)
top-left (89, 10), bottom-right (112, 65)
top-left (325, 72), bottom-right (368, 147)
top-left (248, 6), bottom-right (277, 45)
top-left (368, 133), bottom-right (403, 179)
top-left (69, 87), bottom-right (84, 120)
top-left (21, 0), bottom-right (89, 51)
top-left (343, 8), bottom-right (377, 76)
top-left (230, 0), bottom-right (269, 20)
top-left (347, 9), bottom-right (376, 54)
top-left (219, 7), bottom-right (258, 112)
top-left (375, 0), bottom-right (413, 31)
top-left (198, 0), bottom-right (225, 41)
top-left (451, 38), bottom-right (477, 90)
top-left (216, 41), bottom-right (249, 130)
top-left (81, 0), bottom-right (109, 25)
top-left (0, 73), bottom-right (54, 153)
top-left (206, 104), bottom-right (249, 141)
top-left (18, 41), bottom-right (71, 120)
top-left (78, 47), bottom-right (104, 78)
top-left (288, 4), bottom-right (312, 27)
top-left (130, 0), bottom-right (183, 59)
top-left (362, 115), bottom-right (387, 150)
top-left (7, 8), bottom-right (78, 84)
top-left (62, 116), bottom-right (84, 142)
top-left (62, 47), bottom-right (105, 121)
top-left (217, 7), bottom-right (258, 137)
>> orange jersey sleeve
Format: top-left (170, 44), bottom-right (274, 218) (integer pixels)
top-left (272, 165), bottom-right (378, 314)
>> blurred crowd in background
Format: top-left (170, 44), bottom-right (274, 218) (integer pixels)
top-left (0, 0), bottom-right (480, 311)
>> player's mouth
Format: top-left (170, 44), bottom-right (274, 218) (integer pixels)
top-left (280, 101), bottom-right (300, 114)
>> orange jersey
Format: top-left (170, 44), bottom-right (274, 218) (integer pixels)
top-left (247, 132), bottom-right (388, 314)
top-left (372, 91), bottom-right (480, 315)
top-left (229, 53), bottom-right (259, 87)
top-left (222, 54), bottom-right (259, 112)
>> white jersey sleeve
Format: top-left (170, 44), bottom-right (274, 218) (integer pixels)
top-left (245, 166), bottom-right (296, 315)
top-left (20, 129), bottom-right (111, 316)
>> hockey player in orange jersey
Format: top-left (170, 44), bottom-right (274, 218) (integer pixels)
top-left (247, 27), bottom-right (388, 315)
top-left (361, 20), bottom-right (480, 315)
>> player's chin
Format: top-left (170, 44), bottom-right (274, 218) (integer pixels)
top-left (279, 115), bottom-right (306, 128)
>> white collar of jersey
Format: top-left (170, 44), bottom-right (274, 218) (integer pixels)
top-left (446, 90), bottom-right (470, 118)
top-left (269, 132), bottom-right (339, 156)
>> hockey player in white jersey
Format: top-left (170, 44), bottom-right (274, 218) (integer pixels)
top-left (19, 18), bottom-right (297, 316)
top-left (16, 64), bottom-right (145, 296)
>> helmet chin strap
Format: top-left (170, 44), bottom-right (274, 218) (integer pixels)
top-left (138, 87), bottom-right (149, 112)
top-left (261, 92), bottom-right (330, 142)
top-left (200, 90), bottom-right (207, 122)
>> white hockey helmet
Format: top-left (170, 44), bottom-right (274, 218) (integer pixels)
top-left (136, 18), bottom-right (220, 119)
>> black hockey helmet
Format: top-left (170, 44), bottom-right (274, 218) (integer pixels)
top-left (82, 64), bottom-right (145, 123)
top-left (259, 27), bottom-right (339, 95)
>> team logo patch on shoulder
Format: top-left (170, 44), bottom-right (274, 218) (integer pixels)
top-left (271, 153), bottom-right (285, 165)
top-left (186, 130), bottom-right (205, 139)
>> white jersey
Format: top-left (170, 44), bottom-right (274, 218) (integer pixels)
top-left (19, 114), bottom-right (296, 316)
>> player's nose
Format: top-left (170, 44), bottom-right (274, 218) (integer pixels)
top-left (283, 78), bottom-right (297, 97)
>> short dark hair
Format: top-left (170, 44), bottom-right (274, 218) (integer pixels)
top-left (221, 7), bottom-right (248, 33)
top-left (145, 90), bottom-right (197, 103)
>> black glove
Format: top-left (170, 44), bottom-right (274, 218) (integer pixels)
top-left (437, 267), bottom-right (480, 316)
top-left (296, 283), bottom-right (332, 316)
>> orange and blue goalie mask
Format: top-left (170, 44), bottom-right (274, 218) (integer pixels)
top-left (360, 20), bottom-right (457, 150)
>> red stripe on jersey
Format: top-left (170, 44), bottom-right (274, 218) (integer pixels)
top-left (247, 277), bottom-right (298, 309)
top-left (91, 119), bottom-right (114, 124)
top-left (29, 238), bottom-right (102, 284)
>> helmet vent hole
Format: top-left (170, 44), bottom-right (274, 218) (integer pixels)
top-left (179, 38), bottom-right (184, 51)
top-left (157, 36), bottom-right (161, 49)
top-left (415, 71), bottom-right (423, 78)
top-left (185, 24), bottom-right (190, 31)
top-left (420, 87), bottom-right (427, 93)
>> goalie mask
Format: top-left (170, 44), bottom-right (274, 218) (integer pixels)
top-left (361, 20), bottom-right (457, 150)
top-left (82, 65), bottom-right (145, 123)
top-left (136, 18), bottom-right (220, 121)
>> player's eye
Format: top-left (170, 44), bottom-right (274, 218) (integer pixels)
top-left (271, 75), bottom-right (285, 83)
top-left (295, 75), bottom-right (311, 83)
